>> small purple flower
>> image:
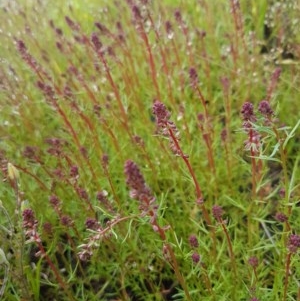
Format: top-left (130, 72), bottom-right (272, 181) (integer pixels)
top-left (274, 212), bottom-right (288, 223)
top-left (152, 101), bottom-right (183, 156)
top-left (43, 222), bottom-right (53, 235)
top-left (95, 22), bottom-right (109, 35)
top-left (174, 9), bottom-right (182, 23)
top-left (189, 234), bottom-right (199, 248)
top-left (271, 67), bottom-right (281, 82)
top-left (49, 195), bottom-right (60, 207)
top-left (133, 135), bottom-right (144, 147)
top-left (55, 28), bottom-right (63, 36)
top-left (22, 208), bottom-right (35, 228)
top-left (165, 21), bottom-right (173, 35)
top-left (91, 32), bottom-right (102, 51)
top-left (248, 256), bottom-right (259, 268)
top-left (152, 100), bottom-right (171, 126)
top-left (80, 146), bottom-right (88, 158)
top-left (96, 190), bottom-right (109, 202)
top-left (189, 67), bottom-right (198, 87)
top-left (132, 5), bottom-right (142, 21)
top-left (85, 218), bottom-right (99, 230)
top-left (279, 188), bottom-right (285, 198)
top-left (124, 160), bottom-right (147, 193)
top-left (65, 16), bottom-right (80, 31)
top-left (60, 215), bottom-right (73, 227)
top-left (22, 208), bottom-right (40, 243)
top-left (22, 146), bottom-right (38, 159)
top-left (16, 40), bottom-right (27, 56)
top-left (70, 165), bottom-right (79, 178)
top-left (258, 100), bottom-right (273, 116)
top-left (124, 160), bottom-right (155, 207)
top-left (212, 205), bottom-right (224, 220)
top-left (36, 81), bottom-right (55, 99)
top-left (220, 128), bottom-right (227, 142)
top-left (78, 187), bottom-right (88, 200)
top-left (101, 154), bottom-right (109, 168)
top-left (191, 252), bottom-right (200, 264)
top-left (241, 102), bottom-right (256, 122)
top-left (197, 113), bottom-right (205, 123)
top-left (53, 168), bottom-right (64, 179)
top-left (288, 234), bottom-right (300, 253)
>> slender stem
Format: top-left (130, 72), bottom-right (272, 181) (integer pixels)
top-left (283, 252), bottom-right (291, 301)
top-left (167, 127), bottom-right (212, 227)
top-left (165, 243), bottom-right (192, 301)
top-left (34, 236), bottom-right (76, 301)
top-left (219, 218), bottom-right (237, 300)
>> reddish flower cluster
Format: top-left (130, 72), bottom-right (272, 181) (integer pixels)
top-left (241, 102), bottom-right (260, 154)
top-left (189, 67), bottom-right (199, 88)
top-left (91, 32), bottom-right (102, 52)
top-left (191, 252), bottom-right (201, 264)
top-left (287, 234), bottom-right (300, 253)
top-left (212, 205), bottom-right (224, 220)
top-left (69, 165), bottom-right (79, 178)
top-left (85, 217), bottom-right (100, 231)
top-left (248, 256), bottom-right (259, 268)
top-left (22, 208), bottom-right (41, 244)
top-left (152, 100), bottom-right (182, 156)
top-left (152, 100), bottom-right (171, 127)
top-left (258, 100), bottom-right (273, 116)
top-left (22, 146), bottom-right (39, 160)
top-left (124, 160), bottom-right (156, 214)
top-left (189, 234), bottom-right (199, 248)
top-left (241, 102), bottom-right (256, 122)
top-left (274, 212), bottom-right (288, 223)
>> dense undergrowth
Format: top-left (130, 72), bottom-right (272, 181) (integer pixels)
top-left (0, 0), bottom-right (299, 300)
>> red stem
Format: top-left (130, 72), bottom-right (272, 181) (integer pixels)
top-left (167, 126), bottom-right (212, 227)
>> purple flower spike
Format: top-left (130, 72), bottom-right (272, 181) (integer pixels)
top-left (152, 100), bottom-right (171, 126)
top-left (241, 102), bottom-right (256, 122)
top-left (258, 100), bottom-right (273, 116)
top-left (124, 160), bottom-right (154, 203)
top-left (189, 234), bottom-right (199, 248)
top-left (212, 205), bottom-right (224, 220)
top-left (288, 234), bottom-right (300, 253)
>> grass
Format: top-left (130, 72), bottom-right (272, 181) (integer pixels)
top-left (0, 0), bottom-right (299, 300)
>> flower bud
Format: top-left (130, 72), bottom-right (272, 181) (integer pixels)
top-left (7, 162), bottom-right (19, 181)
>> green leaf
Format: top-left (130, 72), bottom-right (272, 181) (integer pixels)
top-left (283, 119), bottom-right (300, 149)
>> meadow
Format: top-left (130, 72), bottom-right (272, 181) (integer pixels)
top-left (0, 0), bottom-right (299, 300)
